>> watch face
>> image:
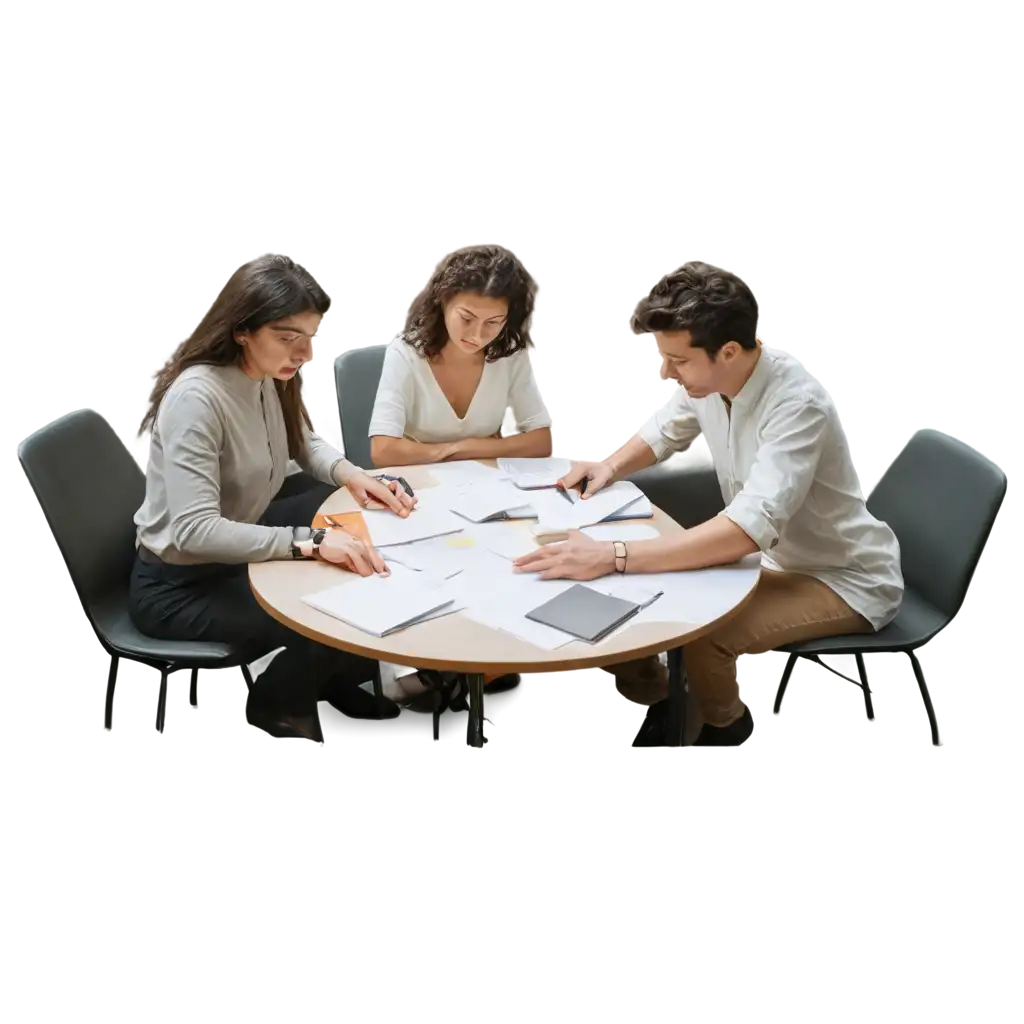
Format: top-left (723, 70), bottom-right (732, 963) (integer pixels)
top-left (312, 528), bottom-right (326, 544)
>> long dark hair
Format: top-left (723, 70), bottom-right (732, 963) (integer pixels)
top-left (403, 244), bottom-right (537, 361)
top-left (140, 254), bottom-right (331, 457)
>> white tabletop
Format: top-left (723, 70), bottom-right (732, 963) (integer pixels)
top-left (249, 462), bottom-right (761, 674)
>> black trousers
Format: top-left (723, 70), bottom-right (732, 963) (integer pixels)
top-left (128, 473), bottom-right (378, 717)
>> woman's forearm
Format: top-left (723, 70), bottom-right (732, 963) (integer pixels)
top-left (370, 436), bottom-right (453, 468)
top-left (446, 427), bottom-right (553, 461)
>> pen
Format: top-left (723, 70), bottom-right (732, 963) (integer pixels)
top-left (375, 473), bottom-right (415, 498)
top-left (556, 480), bottom-right (579, 505)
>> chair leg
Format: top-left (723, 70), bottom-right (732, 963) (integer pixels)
top-left (155, 663), bottom-right (169, 737)
top-left (372, 663), bottom-right (384, 702)
top-left (854, 653), bottom-right (874, 720)
top-left (98, 647), bottom-right (122, 737)
top-left (770, 651), bottom-right (798, 716)
top-left (907, 651), bottom-right (940, 746)
top-left (240, 664), bottom-right (254, 691)
top-left (190, 668), bottom-right (199, 708)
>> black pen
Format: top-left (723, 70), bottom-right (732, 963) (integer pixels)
top-left (375, 473), bottom-right (415, 498)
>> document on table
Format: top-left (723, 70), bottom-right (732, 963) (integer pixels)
top-left (530, 481), bottom-right (647, 533)
top-left (582, 523), bottom-right (660, 542)
top-left (447, 480), bottom-right (538, 523)
top-left (497, 457), bottom-right (572, 489)
top-left (382, 531), bottom-right (491, 577)
top-left (301, 563), bottom-right (457, 636)
top-left (426, 461), bottom-right (503, 487)
top-left (362, 505), bottom-right (465, 548)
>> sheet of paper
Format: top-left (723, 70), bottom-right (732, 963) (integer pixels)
top-left (302, 563), bottom-right (456, 636)
top-left (496, 457), bottom-right (573, 491)
top-left (530, 481), bottom-right (645, 533)
top-left (426, 461), bottom-right (503, 487)
top-left (362, 505), bottom-right (465, 548)
top-left (447, 480), bottom-right (536, 523)
top-left (465, 522), bottom-right (541, 561)
top-left (591, 554), bottom-right (762, 641)
top-left (582, 523), bottom-right (660, 542)
top-left (382, 532), bottom-right (491, 577)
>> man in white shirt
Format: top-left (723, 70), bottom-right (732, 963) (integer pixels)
top-left (513, 261), bottom-right (903, 746)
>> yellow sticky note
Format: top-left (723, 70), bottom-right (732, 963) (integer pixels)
top-left (446, 536), bottom-right (477, 549)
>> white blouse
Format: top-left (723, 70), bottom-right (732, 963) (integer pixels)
top-left (368, 336), bottom-right (552, 443)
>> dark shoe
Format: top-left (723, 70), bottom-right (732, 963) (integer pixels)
top-left (484, 673), bottom-right (520, 694)
top-left (246, 703), bottom-right (324, 742)
top-left (632, 699), bottom-right (672, 746)
top-left (694, 706), bottom-right (754, 746)
top-left (324, 681), bottom-right (401, 720)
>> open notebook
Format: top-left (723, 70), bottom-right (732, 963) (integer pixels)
top-left (302, 566), bottom-right (456, 636)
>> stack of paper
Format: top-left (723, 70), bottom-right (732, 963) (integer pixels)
top-left (447, 480), bottom-right (538, 523)
top-left (530, 481), bottom-right (648, 534)
top-left (497, 457), bottom-right (573, 489)
top-left (302, 564), bottom-right (457, 636)
top-left (362, 505), bottom-right (465, 548)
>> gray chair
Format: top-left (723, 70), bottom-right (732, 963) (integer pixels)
top-left (627, 448), bottom-right (725, 528)
top-left (18, 409), bottom-right (254, 733)
top-left (334, 345), bottom-right (387, 469)
top-left (773, 429), bottom-right (1007, 745)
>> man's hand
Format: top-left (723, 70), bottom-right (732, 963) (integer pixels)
top-left (319, 531), bottom-right (390, 576)
top-left (560, 460), bottom-right (616, 499)
top-left (345, 472), bottom-right (417, 515)
top-left (512, 531), bottom-right (617, 581)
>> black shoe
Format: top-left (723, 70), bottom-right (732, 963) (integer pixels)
top-left (246, 700), bottom-right (324, 742)
top-left (245, 712), bottom-right (313, 745)
top-left (323, 681), bottom-right (401, 720)
top-left (632, 699), bottom-right (672, 746)
top-left (484, 673), bottom-right (520, 694)
top-left (693, 706), bottom-right (754, 746)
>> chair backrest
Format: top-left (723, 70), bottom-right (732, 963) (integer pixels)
top-left (18, 409), bottom-right (145, 617)
top-left (867, 429), bottom-right (1007, 620)
top-left (334, 345), bottom-right (387, 469)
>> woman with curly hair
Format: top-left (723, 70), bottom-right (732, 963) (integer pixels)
top-left (368, 244), bottom-right (552, 467)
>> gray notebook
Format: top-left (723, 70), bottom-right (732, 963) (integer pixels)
top-left (525, 584), bottom-right (641, 643)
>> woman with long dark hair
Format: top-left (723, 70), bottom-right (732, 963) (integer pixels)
top-left (131, 254), bottom-right (416, 741)
top-left (368, 244), bottom-right (552, 467)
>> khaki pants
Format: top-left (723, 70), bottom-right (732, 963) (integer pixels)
top-left (684, 569), bottom-right (872, 728)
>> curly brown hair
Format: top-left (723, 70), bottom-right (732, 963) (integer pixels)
top-left (403, 245), bottom-right (537, 361)
top-left (139, 254), bottom-right (330, 458)
top-left (631, 261), bottom-right (758, 357)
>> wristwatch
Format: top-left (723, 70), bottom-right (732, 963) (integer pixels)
top-left (290, 526), bottom-right (327, 559)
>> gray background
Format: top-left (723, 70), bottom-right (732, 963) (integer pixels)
top-left (2, 9), bottom-right (1024, 1024)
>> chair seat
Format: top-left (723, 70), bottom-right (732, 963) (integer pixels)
top-left (779, 588), bottom-right (948, 656)
top-left (91, 596), bottom-right (243, 666)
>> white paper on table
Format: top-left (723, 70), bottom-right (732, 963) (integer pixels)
top-left (447, 480), bottom-right (536, 523)
top-left (581, 523), bottom-right (660, 542)
top-left (382, 531), bottom-right (491, 577)
top-left (530, 481), bottom-right (645, 533)
top-left (450, 551), bottom-right (578, 650)
top-left (363, 505), bottom-right (465, 548)
top-left (591, 554), bottom-right (762, 641)
top-left (301, 563), bottom-right (456, 636)
top-left (497, 457), bottom-right (573, 491)
top-left (464, 521), bottom-right (541, 561)
top-left (426, 461), bottom-right (503, 487)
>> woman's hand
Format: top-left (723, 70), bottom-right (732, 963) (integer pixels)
top-left (318, 530), bottom-right (390, 576)
top-left (345, 471), bottom-right (417, 515)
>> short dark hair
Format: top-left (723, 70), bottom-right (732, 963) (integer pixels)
top-left (631, 261), bottom-right (758, 357)
top-left (403, 244), bottom-right (537, 361)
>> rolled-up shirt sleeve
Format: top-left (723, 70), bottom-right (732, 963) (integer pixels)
top-left (637, 390), bottom-right (702, 460)
top-left (509, 350), bottom-right (552, 433)
top-left (368, 342), bottom-right (411, 439)
top-left (722, 398), bottom-right (828, 551)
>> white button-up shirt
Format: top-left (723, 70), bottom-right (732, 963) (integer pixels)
top-left (638, 345), bottom-right (903, 629)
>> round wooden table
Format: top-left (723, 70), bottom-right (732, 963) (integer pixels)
top-left (250, 463), bottom-right (761, 747)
